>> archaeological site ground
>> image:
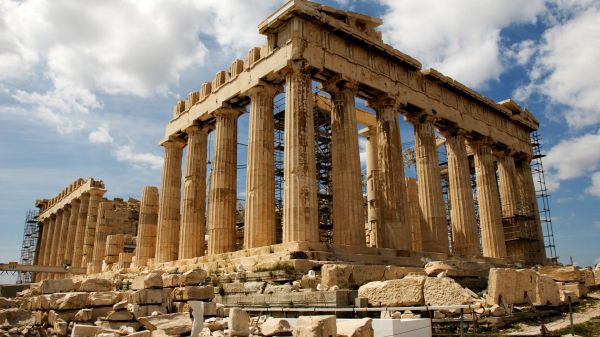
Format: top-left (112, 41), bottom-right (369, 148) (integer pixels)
top-left (2, 1), bottom-right (599, 337)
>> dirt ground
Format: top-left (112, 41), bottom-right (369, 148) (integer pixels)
top-left (505, 290), bottom-right (600, 336)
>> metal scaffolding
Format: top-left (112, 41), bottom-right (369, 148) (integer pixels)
top-left (531, 131), bottom-right (558, 260)
top-left (17, 209), bottom-right (40, 284)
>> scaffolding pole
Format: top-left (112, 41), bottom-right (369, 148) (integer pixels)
top-left (17, 209), bottom-right (40, 284)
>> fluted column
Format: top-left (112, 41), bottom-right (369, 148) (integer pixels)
top-left (37, 217), bottom-right (53, 280)
top-left (369, 96), bottom-right (410, 250)
top-left (54, 205), bottom-right (71, 277)
top-left (326, 79), bottom-right (365, 246)
top-left (360, 127), bottom-right (380, 247)
top-left (409, 114), bottom-right (448, 253)
top-left (155, 138), bottom-right (185, 263)
top-left (207, 108), bottom-right (239, 254)
top-left (444, 130), bottom-right (480, 256)
top-left (516, 156), bottom-right (547, 263)
top-left (135, 186), bottom-right (159, 267)
top-left (497, 151), bottom-right (520, 218)
top-left (179, 126), bottom-right (209, 259)
top-left (82, 189), bottom-right (104, 267)
top-left (470, 138), bottom-right (506, 258)
top-left (282, 61), bottom-right (319, 243)
top-left (71, 193), bottom-right (90, 268)
top-left (90, 201), bottom-right (113, 273)
top-left (63, 199), bottom-right (81, 265)
top-left (244, 84), bottom-right (279, 249)
top-left (405, 177), bottom-right (423, 251)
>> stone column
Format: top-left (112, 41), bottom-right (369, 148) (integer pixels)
top-left (470, 138), bottom-right (507, 258)
top-left (282, 61), bottom-right (318, 243)
top-left (497, 151), bottom-right (520, 218)
top-left (71, 193), bottom-right (90, 268)
top-left (180, 125), bottom-right (209, 259)
top-left (516, 156), bottom-right (547, 263)
top-left (63, 199), bottom-right (81, 265)
top-left (369, 96), bottom-right (410, 250)
top-left (48, 211), bottom-right (63, 268)
top-left (135, 186), bottom-right (159, 267)
top-left (37, 217), bottom-right (53, 280)
top-left (155, 138), bottom-right (185, 263)
top-left (244, 84), bottom-right (279, 249)
top-left (409, 113), bottom-right (448, 253)
top-left (54, 205), bottom-right (71, 276)
top-left (82, 189), bottom-right (104, 267)
top-left (207, 108), bottom-right (238, 255)
top-left (405, 177), bottom-right (423, 251)
top-left (444, 129), bottom-right (479, 256)
top-left (326, 79), bottom-right (365, 247)
top-left (90, 201), bottom-right (113, 273)
top-left (360, 127), bottom-right (380, 247)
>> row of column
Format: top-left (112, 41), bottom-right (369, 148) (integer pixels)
top-left (155, 63), bottom-right (544, 264)
top-left (35, 189), bottom-right (105, 280)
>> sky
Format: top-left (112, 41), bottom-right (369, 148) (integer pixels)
top-left (1, 0), bottom-right (599, 283)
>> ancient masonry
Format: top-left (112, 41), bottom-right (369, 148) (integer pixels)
top-left (33, 0), bottom-right (546, 279)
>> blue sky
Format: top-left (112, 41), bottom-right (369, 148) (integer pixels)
top-left (1, 0), bottom-right (599, 283)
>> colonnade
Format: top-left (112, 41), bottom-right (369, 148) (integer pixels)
top-left (155, 64), bottom-right (545, 265)
top-left (34, 179), bottom-right (106, 280)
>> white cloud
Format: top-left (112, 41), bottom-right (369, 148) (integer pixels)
top-left (378, 0), bottom-right (545, 88)
top-left (88, 125), bottom-right (114, 144)
top-left (515, 2), bottom-right (600, 129)
top-left (115, 145), bottom-right (162, 170)
top-left (544, 129), bottom-right (600, 192)
top-left (586, 172), bottom-right (600, 197)
top-left (505, 40), bottom-right (537, 66)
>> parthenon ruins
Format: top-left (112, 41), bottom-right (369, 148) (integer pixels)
top-left (30, 0), bottom-right (548, 280)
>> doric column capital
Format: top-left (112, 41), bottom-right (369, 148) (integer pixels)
top-left (438, 124), bottom-right (469, 138)
top-left (213, 107), bottom-right (242, 119)
top-left (161, 136), bottom-right (186, 149)
top-left (184, 124), bottom-right (210, 137)
top-left (367, 94), bottom-right (399, 112)
top-left (358, 126), bottom-right (376, 138)
top-left (246, 81), bottom-right (281, 99)
top-left (282, 59), bottom-right (312, 76)
top-left (403, 109), bottom-right (436, 125)
top-left (321, 74), bottom-right (359, 94)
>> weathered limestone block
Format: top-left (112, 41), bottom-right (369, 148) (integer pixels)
top-left (132, 273), bottom-right (163, 290)
top-left (79, 278), bottom-right (113, 292)
top-left (89, 292), bottom-right (121, 307)
top-left (538, 266), bottom-right (582, 283)
top-left (351, 265), bottom-right (385, 286)
top-left (357, 276), bottom-right (426, 307)
top-left (162, 274), bottom-right (181, 288)
top-left (383, 266), bottom-right (426, 280)
top-left (173, 302), bottom-right (190, 313)
top-left (534, 275), bottom-right (560, 306)
top-left (337, 318), bottom-right (373, 337)
top-left (423, 277), bottom-right (474, 306)
top-left (486, 268), bottom-right (536, 306)
top-left (113, 300), bottom-right (128, 311)
top-left (321, 264), bottom-right (352, 289)
top-left (293, 315), bottom-right (336, 337)
top-left (128, 331), bottom-right (152, 337)
top-left (47, 309), bottom-right (77, 325)
top-left (228, 308), bottom-right (250, 337)
top-left (138, 313), bottom-right (192, 335)
top-left (581, 268), bottom-right (595, 286)
top-left (96, 320), bottom-right (141, 331)
top-left (595, 264), bottom-right (600, 285)
top-left (53, 318), bottom-right (68, 335)
top-left (40, 279), bottom-right (74, 294)
top-left (0, 298), bottom-right (18, 309)
top-left (222, 282), bottom-right (264, 294)
top-left (179, 269), bottom-right (207, 286)
top-left (424, 261), bottom-right (487, 278)
top-left (204, 318), bottom-right (228, 331)
top-left (105, 310), bottom-right (134, 321)
top-left (170, 286), bottom-right (214, 301)
top-left (71, 324), bottom-right (105, 337)
top-left (0, 308), bottom-right (34, 328)
top-left (557, 282), bottom-right (588, 299)
top-left (45, 292), bottom-right (89, 310)
top-left (73, 308), bottom-right (93, 322)
top-left (128, 289), bottom-right (166, 305)
top-left (260, 318), bottom-right (292, 336)
top-left (127, 304), bottom-right (168, 319)
top-left (263, 283), bottom-right (293, 294)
